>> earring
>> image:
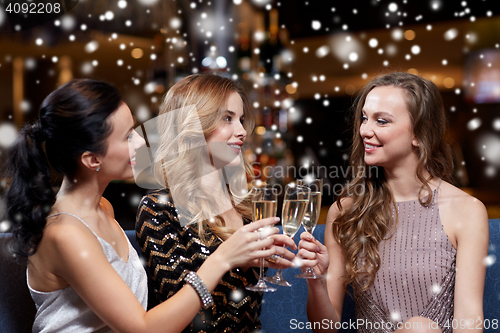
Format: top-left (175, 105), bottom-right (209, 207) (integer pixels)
top-left (96, 167), bottom-right (100, 172)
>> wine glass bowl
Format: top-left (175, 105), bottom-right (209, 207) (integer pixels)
top-left (245, 186), bottom-right (278, 292)
top-left (296, 178), bottom-right (323, 279)
top-left (265, 183), bottom-right (310, 287)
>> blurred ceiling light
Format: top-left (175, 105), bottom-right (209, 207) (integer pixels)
top-left (61, 15), bottom-right (76, 30)
top-left (443, 77), bottom-right (455, 88)
top-left (135, 105), bottom-right (151, 122)
top-left (404, 30), bottom-right (416, 40)
top-left (312, 21), bottom-right (321, 30)
top-left (155, 85), bottom-right (165, 94)
top-left (80, 61), bottom-right (93, 74)
top-left (407, 68), bottom-right (418, 75)
top-left (25, 58), bottom-right (36, 70)
top-left (170, 17), bottom-right (181, 29)
top-left (202, 57), bottom-right (212, 67)
top-left (105, 11), bottom-right (114, 20)
top-left (330, 33), bottom-right (363, 63)
top-left (131, 48), bottom-right (144, 59)
top-left (386, 44), bottom-right (397, 56)
top-left (430, 0), bottom-right (442, 11)
top-left (251, 0), bottom-right (271, 6)
top-left (216, 56), bottom-right (227, 68)
top-left (281, 49), bottom-right (294, 63)
top-left (118, 0), bottom-right (127, 9)
top-left (0, 123), bottom-right (17, 148)
top-left (478, 133), bottom-right (500, 166)
top-left (465, 32), bottom-right (478, 44)
top-left (282, 98), bottom-right (293, 108)
top-left (467, 118), bottom-right (481, 131)
top-left (392, 28), bottom-right (404, 41)
top-left (368, 38), bottom-right (378, 48)
top-left (138, 0), bottom-right (159, 5)
top-left (144, 82), bottom-right (157, 94)
top-left (493, 118), bottom-right (500, 131)
top-left (444, 28), bottom-right (458, 41)
top-left (254, 31), bottom-right (265, 42)
top-left (315, 46), bottom-right (329, 58)
top-left (0, 6), bottom-right (5, 27)
top-left (85, 41), bottom-right (99, 53)
top-left (255, 126), bottom-right (266, 135)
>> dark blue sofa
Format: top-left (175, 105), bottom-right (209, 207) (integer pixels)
top-left (1, 219), bottom-right (499, 333)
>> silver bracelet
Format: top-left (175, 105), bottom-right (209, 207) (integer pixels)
top-left (183, 271), bottom-right (214, 309)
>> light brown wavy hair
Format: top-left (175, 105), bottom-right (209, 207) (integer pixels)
top-left (333, 72), bottom-right (454, 291)
top-left (154, 74), bottom-right (255, 242)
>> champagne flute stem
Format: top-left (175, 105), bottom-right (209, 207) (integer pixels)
top-left (259, 257), bottom-right (264, 280)
top-left (275, 244), bottom-right (286, 277)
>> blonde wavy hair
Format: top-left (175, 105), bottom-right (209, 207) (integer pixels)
top-left (333, 72), bottom-right (454, 291)
top-left (154, 74), bottom-right (255, 242)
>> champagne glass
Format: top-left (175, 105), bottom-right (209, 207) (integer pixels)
top-left (265, 183), bottom-right (310, 287)
top-left (245, 187), bottom-right (278, 292)
top-left (296, 178), bottom-right (323, 279)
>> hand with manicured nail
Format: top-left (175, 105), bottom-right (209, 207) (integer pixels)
top-left (297, 232), bottom-right (329, 276)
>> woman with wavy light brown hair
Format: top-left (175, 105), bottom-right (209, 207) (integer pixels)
top-left (135, 74), bottom-right (296, 333)
top-left (298, 72), bottom-right (488, 333)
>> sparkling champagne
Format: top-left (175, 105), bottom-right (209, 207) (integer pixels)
top-left (253, 200), bottom-right (277, 221)
top-left (302, 192), bottom-right (322, 233)
top-left (282, 199), bottom-right (308, 238)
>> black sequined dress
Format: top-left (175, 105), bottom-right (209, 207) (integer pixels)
top-left (136, 189), bottom-right (263, 333)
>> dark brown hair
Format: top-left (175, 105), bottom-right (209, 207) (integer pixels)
top-left (333, 72), bottom-right (454, 291)
top-left (5, 79), bottom-right (122, 259)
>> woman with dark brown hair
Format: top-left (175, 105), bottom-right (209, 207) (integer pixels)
top-left (299, 72), bottom-right (488, 332)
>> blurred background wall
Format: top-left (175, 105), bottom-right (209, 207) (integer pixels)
top-left (0, 0), bottom-right (499, 230)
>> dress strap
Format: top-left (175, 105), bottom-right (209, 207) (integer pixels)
top-left (46, 212), bottom-right (98, 238)
top-left (432, 178), bottom-right (442, 204)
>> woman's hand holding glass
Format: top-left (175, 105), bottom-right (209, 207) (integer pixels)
top-left (215, 216), bottom-right (280, 272)
top-left (297, 232), bottom-right (329, 278)
top-left (246, 187), bottom-right (294, 292)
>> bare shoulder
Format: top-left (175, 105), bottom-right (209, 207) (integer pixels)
top-left (325, 197), bottom-right (353, 249)
top-left (43, 214), bottom-right (101, 257)
top-left (99, 197), bottom-right (115, 219)
top-left (438, 181), bottom-right (488, 222)
top-left (326, 197), bottom-right (353, 226)
top-left (437, 181), bottom-right (488, 246)
top-left (42, 214), bottom-right (105, 275)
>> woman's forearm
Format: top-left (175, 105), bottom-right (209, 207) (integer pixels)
top-left (306, 279), bottom-right (341, 333)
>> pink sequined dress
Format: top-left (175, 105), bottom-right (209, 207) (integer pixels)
top-left (354, 187), bottom-right (457, 333)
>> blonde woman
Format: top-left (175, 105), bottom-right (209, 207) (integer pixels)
top-left (136, 74), bottom-right (296, 332)
top-left (299, 72), bottom-right (488, 332)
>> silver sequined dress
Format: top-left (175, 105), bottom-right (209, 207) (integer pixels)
top-left (28, 212), bottom-right (148, 333)
top-left (354, 188), bottom-right (457, 333)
